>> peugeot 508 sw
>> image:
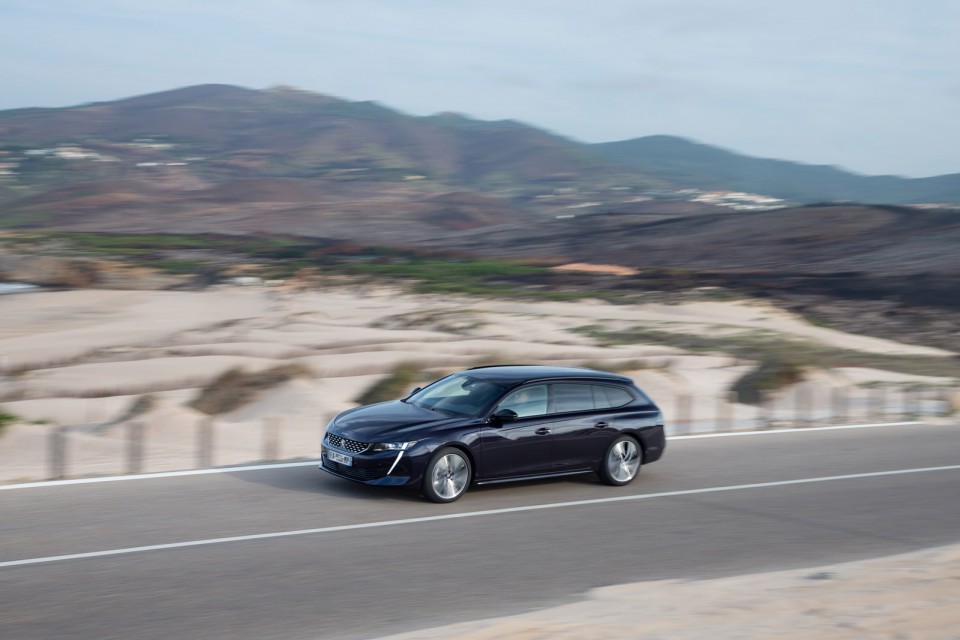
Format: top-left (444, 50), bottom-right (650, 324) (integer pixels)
top-left (320, 365), bottom-right (665, 502)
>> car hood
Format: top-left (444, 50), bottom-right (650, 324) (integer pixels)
top-left (331, 400), bottom-right (460, 442)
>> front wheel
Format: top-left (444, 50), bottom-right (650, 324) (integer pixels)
top-left (599, 435), bottom-right (642, 486)
top-left (422, 447), bottom-right (472, 503)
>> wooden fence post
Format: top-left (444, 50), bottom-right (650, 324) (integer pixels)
top-left (127, 421), bottom-right (144, 475)
top-left (197, 417), bottom-right (214, 469)
top-left (873, 386), bottom-right (886, 422)
top-left (795, 384), bottom-right (811, 427)
top-left (49, 426), bottom-right (67, 480)
top-left (263, 417), bottom-right (280, 461)
top-left (715, 392), bottom-right (733, 432)
top-left (675, 393), bottom-right (692, 435)
top-left (831, 386), bottom-right (846, 425)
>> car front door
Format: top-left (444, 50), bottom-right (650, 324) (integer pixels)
top-left (477, 384), bottom-right (553, 480)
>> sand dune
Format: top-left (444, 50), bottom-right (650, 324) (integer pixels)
top-left (1, 285), bottom-right (956, 482)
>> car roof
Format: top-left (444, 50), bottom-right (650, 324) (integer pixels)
top-left (463, 365), bottom-right (632, 385)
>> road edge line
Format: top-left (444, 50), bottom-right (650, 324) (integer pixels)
top-left (0, 420), bottom-right (946, 491)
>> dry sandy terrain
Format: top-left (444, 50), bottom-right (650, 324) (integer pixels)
top-left (1, 285), bottom-right (957, 482)
top-left (381, 543), bottom-right (960, 640)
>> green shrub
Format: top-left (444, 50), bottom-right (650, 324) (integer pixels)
top-left (0, 211), bottom-right (58, 228)
top-left (0, 407), bottom-right (20, 435)
top-left (150, 259), bottom-right (206, 275)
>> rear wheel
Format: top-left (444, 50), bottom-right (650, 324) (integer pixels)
top-left (599, 435), bottom-right (641, 486)
top-left (422, 447), bottom-right (472, 503)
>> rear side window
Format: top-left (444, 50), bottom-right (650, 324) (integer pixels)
top-left (550, 383), bottom-right (595, 413)
top-left (549, 383), bottom-right (636, 413)
top-left (594, 385), bottom-right (635, 409)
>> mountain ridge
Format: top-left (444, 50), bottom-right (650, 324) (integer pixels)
top-left (1, 83), bottom-right (958, 236)
top-left (591, 135), bottom-right (960, 204)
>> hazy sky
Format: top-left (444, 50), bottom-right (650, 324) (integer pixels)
top-left (2, 0), bottom-right (957, 177)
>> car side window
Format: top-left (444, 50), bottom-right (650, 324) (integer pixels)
top-left (496, 384), bottom-right (549, 418)
top-left (548, 383), bottom-right (636, 413)
top-left (593, 385), bottom-right (635, 409)
top-left (550, 383), bottom-right (596, 413)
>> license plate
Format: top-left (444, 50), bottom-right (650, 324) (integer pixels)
top-left (328, 450), bottom-right (353, 466)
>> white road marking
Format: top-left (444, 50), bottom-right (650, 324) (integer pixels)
top-left (3, 462), bottom-right (960, 569)
top-left (0, 421), bottom-right (940, 492)
top-left (669, 421), bottom-right (926, 440)
top-left (0, 461), bottom-right (320, 491)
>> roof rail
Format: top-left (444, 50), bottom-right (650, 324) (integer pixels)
top-left (466, 364), bottom-right (540, 370)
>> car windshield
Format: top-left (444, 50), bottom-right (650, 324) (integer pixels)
top-left (407, 374), bottom-right (506, 417)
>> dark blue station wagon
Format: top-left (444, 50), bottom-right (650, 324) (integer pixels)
top-left (320, 365), bottom-right (666, 502)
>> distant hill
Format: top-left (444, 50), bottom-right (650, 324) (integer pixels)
top-left (1, 84), bottom-right (959, 238)
top-left (590, 135), bottom-right (960, 204)
top-left (0, 84), bottom-right (675, 232)
top-left (0, 84), bottom-right (651, 193)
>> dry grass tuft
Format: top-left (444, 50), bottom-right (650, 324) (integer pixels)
top-left (114, 394), bottom-right (157, 423)
top-left (579, 359), bottom-right (650, 374)
top-left (354, 363), bottom-right (425, 406)
top-left (190, 364), bottom-right (313, 415)
top-left (731, 356), bottom-right (806, 405)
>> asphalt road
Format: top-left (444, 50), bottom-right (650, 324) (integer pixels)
top-left (2, 422), bottom-right (959, 640)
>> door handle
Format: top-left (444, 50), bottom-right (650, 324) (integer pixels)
top-left (594, 421), bottom-right (609, 428)
top-left (535, 427), bottom-right (551, 435)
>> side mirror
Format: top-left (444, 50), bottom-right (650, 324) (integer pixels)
top-left (490, 408), bottom-right (518, 424)
top-left (407, 387), bottom-right (422, 398)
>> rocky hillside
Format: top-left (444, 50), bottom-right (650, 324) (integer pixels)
top-left (3, 84), bottom-right (958, 238)
top-left (0, 84), bottom-right (660, 231)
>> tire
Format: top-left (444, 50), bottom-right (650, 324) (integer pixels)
top-left (598, 435), bottom-right (642, 486)
top-left (422, 447), bottom-right (472, 503)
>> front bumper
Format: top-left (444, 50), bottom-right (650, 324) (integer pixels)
top-left (319, 443), bottom-right (422, 487)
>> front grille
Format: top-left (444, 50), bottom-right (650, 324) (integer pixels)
top-left (325, 433), bottom-right (368, 454)
top-left (321, 457), bottom-right (383, 481)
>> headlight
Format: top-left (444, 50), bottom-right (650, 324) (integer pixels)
top-left (371, 441), bottom-right (416, 452)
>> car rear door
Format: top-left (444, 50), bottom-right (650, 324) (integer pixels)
top-left (547, 383), bottom-right (616, 471)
